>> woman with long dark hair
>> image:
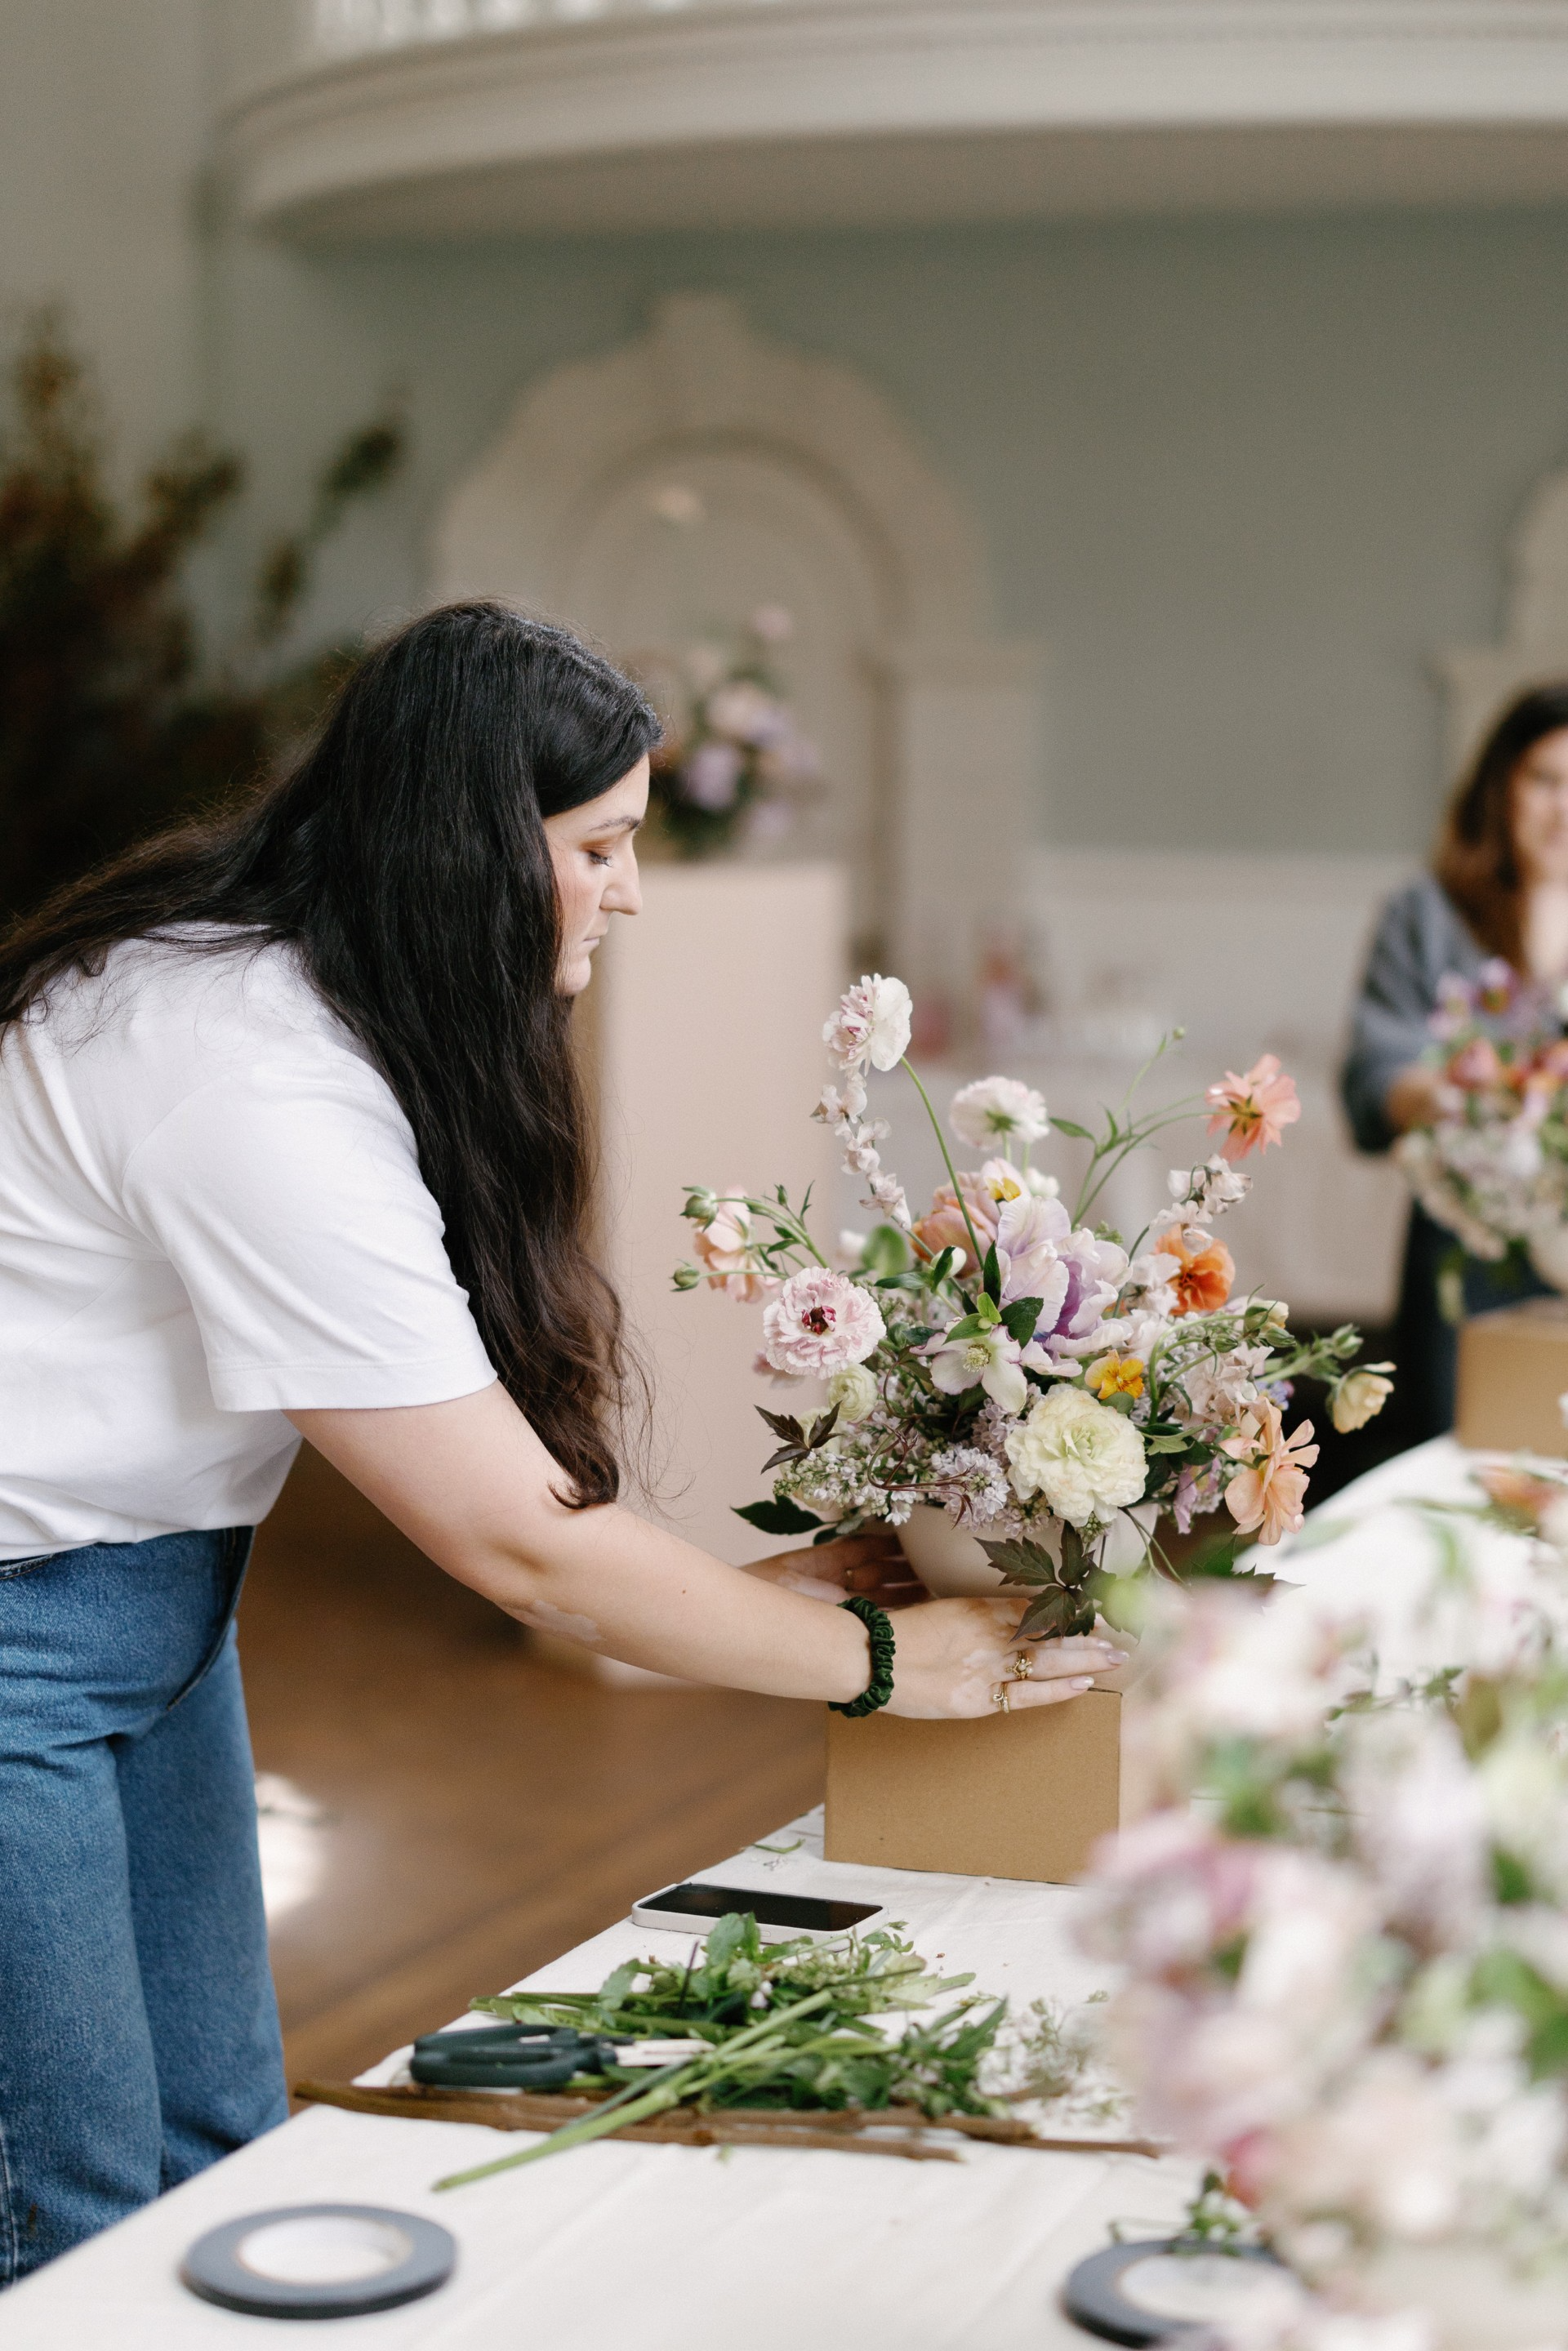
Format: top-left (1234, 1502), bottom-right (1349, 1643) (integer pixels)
top-left (0, 602), bottom-right (1119, 2278)
top-left (1343, 681), bottom-right (1568, 1437)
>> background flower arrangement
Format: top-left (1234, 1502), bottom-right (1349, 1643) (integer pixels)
top-left (1393, 961), bottom-right (1568, 1295)
top-left (675, 974), bottom-right (1389, 1634)
top-left (1080, 1482), bottom-right (1568, 2329)
top-left (644, 605), bottom-right (820, 861)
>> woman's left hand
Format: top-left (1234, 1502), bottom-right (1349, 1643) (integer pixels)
top-left (746, 1528), bottom-right (923, 1609)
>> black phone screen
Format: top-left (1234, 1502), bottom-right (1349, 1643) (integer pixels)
top-left (638, 1882), bottom-right (881, 1932)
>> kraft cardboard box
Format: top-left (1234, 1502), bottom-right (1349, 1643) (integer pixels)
top-left (823, 1689), bottom-right (1121, 1885)
top-left (1456, 1298), bottom-right (1568, 1455)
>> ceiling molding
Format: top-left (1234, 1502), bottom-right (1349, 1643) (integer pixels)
top-left (218, 1), bottom-right (1568, 238)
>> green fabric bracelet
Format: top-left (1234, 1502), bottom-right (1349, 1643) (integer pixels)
top-left (828, 1594), bottom-right (896, 1717)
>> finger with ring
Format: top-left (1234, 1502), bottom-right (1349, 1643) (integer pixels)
top-left (991, 1681), bottom-right (1011, 1714)
top-left (1010, 1650), bottom-right (1034, 1681)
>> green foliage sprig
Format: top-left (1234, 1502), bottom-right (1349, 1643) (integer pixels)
top-left (434, 1909), bottom-right (1006, 2189)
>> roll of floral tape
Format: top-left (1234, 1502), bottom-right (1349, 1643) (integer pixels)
top-left (180, 2203), bottom-right (456, 2320)
top-left (1062, 2238), bottom-right (1299, 2345)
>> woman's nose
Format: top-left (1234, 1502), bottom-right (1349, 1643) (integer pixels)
top-left (605, 859), bottom-right (642, 917)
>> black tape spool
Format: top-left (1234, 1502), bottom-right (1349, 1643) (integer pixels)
top-left (1062, 2237), bottom-right (1292, 2346)
top-left (180, 2202), bottom-right (456, 2321)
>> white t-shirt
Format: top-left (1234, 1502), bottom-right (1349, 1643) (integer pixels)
top-left (0, 933), bottom-right (496, 1560)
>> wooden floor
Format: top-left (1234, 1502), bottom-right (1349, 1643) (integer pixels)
top-left (238, 1450), bottom-right (826, 2091)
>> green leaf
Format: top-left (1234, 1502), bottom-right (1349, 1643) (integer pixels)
top-left (733, 1498), bottom-right (825, 1535)
top-left (1143, 1432), bottom-right (1192, 1454)
top-left (942, 1314), bottom-right (986, 1344)
top-left (982, 1244), bottom-right (1003, 1303)
top-left (1049, 1116), bottom-right (1094, 1140)
top-left (862, 1223), bottom-right (911, 1276)
top-left (703, 1909), bottom-right (752, 1971)
top-left (1493, 1848), bottom-right (1534, 1906)
top-left (804, 1405), bottom-right (842, 1454)
top-left (1018, 1587), bottom-right (1097, 1641)
top-left (756, 1406), bottom-right (808, 1447)
top-left (977, 1537), bottom-right (1057, 1587)
top-left (1000, 1297), bottom-right (1044, 1347)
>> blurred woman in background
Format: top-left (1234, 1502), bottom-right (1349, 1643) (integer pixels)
top-left (1343, 682), bottom-right (1568, 1438)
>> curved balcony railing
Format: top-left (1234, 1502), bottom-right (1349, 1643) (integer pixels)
top-left (306, 0), bottom-right (800, 60)
top-left (220, 2), bottom-right (1568, 240)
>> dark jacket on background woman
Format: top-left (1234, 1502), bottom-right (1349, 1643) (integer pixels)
top-left (1343, 875), bottom-right (1548, 1440)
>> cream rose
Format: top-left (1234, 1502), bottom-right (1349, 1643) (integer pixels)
top-left (825, 1362), bottom-right (879, 1424)
top-left (1004, 1386), bottom-right (1147, 1527)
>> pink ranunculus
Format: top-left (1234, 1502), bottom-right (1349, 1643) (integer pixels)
top-left (1220, 1399), bottom-right (1318, 1544)
top-left (1205, 1053), bottom-right (1301, 1162)
top-left (762, 1267), bottom-right (885, 1377)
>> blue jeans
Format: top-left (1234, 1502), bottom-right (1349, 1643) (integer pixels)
top-left (0, 1527), bottom-right (287, 2282)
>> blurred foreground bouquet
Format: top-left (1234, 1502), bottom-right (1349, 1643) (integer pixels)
top-left (645, 606), bottom-right (819, 860)
top-left (1394, 961), bottom-right (1568, 1295)
top-left (1080, 1486), bottom-right (1568, 2334)
top-left (675, 975), bottom-right (1388, 1631)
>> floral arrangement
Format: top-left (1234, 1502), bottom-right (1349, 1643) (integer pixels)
top-left (1080, 1481), bottom-right (1568, 2313)
top-left (675, 974), bottom-right (1389, 1629)
top-left (1393, 960), bottom-right (1568, 1292)
top-left (645, 606), bottom-right (819, 860)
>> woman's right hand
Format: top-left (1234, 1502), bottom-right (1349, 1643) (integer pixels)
top-left (884, 1598), bottom-right (1127, 1720)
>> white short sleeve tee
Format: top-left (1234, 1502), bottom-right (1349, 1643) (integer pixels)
top-left (0, 933), bottom-right (497, 1560)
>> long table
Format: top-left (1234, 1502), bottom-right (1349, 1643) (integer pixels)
top-left (17, 1436), bottom-right (1499, 2349)
top-left (2, 1806), bottom-right (1199, 2348)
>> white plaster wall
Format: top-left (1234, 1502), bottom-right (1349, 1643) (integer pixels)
top-left (0, 0), bottom-right (209, 476)
top-left (177, 204), bottom-right (1568, 870)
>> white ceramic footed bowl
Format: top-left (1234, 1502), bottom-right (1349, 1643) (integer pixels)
top-left (895, 1505), bottom-right (1005, 1597)
top-left (896, 1504), bottom-right (1147, 1691)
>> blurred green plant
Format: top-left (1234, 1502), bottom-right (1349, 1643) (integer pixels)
top-left (0, 314), bottom-right (405, 922)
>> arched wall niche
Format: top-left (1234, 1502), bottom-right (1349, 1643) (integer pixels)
top-left (1440, 461), bottom-right (1568, 778)
top-left (431, 293), bottom-right (1044, 982)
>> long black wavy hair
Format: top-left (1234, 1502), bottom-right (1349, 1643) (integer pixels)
top-left (0, 600), bottom-right (662, 1507)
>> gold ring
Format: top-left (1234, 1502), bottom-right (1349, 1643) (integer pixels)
top-left (992, 1681), bottom-right (1011, 1714)
top-left (1011, 1650), bottom-right (1034, 1681)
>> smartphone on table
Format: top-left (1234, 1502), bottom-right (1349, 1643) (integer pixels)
top-left (630, 1881), bottom-right (884, 1944)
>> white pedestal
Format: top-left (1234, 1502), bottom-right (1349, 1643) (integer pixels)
top-left (577, 862), bottom-right (847, 1650)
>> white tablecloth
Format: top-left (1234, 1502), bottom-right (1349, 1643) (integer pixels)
top-left (17, 1437), bottom-right (1507, 2347)
top-left (2, 1810), bottom-right (1199, 2349)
